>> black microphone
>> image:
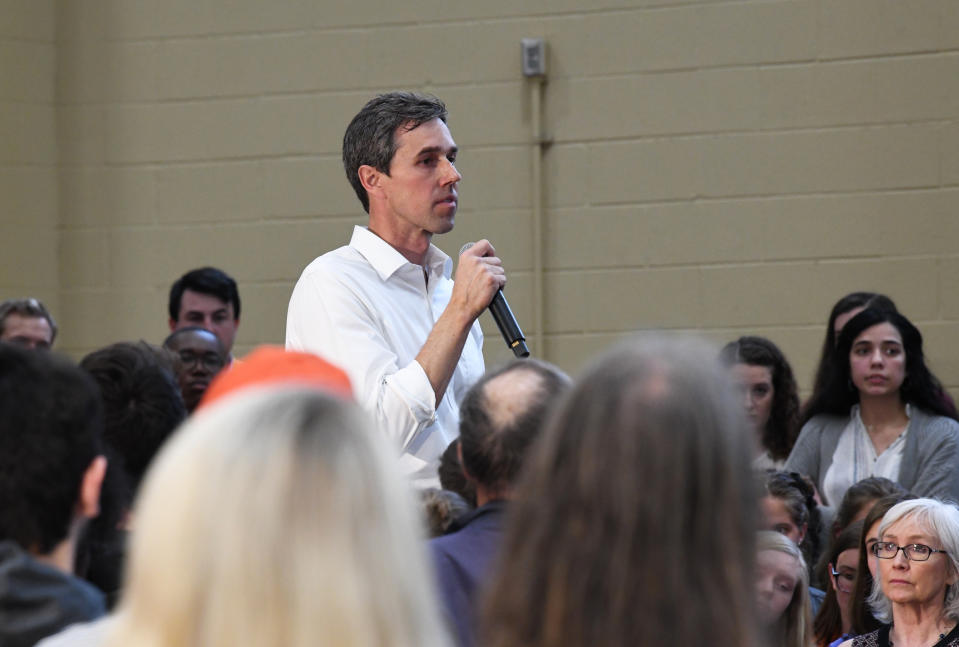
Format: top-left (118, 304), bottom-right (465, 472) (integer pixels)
top-left (460, 243), bottom-right (530, 358)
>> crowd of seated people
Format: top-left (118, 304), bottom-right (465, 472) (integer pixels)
top-left (2, 287), bottom-right (959, 647)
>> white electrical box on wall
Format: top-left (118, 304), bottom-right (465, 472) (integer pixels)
top-left (521, 38), bottom-right (546, 77)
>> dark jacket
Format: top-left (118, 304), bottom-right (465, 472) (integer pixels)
top-left (429, 501), bottom-right (507, 647)
top-left (0, 541), bottom-right (105, 647)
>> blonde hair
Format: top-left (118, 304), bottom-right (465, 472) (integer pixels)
top-left (757, 530), bottom-right (813, 647)
top-left (104, 386), bottom-right (448, 647)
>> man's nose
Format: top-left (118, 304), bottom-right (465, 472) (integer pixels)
top-left (443, 159), bottom-right (461, 185)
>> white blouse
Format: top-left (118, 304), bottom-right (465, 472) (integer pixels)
top-left (821, 404), bottom-right (910, 507)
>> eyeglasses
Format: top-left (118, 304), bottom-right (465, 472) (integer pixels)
top-left (177, 350), bottom-right (225, 371)
top-left (830, 565), bottom-right (856, 594)
top-left (871, 542), bottom-right (948, 562)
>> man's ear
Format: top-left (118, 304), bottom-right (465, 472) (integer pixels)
top-left (168, 317), bottom-right (177, 332)
top-left (456, 442), bottom-right (476, 484)
top-left (77, 455), bottom-right (107, 520)
top-left (358, 165), bottom-right (384, 200)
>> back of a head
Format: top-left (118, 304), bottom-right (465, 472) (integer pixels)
top-left (0, 346), bottom-right (102, 553)
top-left (107, 387), bottom-right (445, 647)
top-left (458, 358), bottom-right (570, 496)
top-left (80, 342), bottom-right (187, 495)
top-left (482, 336), bottom-right (758, 647)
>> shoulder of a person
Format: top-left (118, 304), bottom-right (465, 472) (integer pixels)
top-left (910, 408), bottom-right (959, 436)
top-left (801, 413), bottom-right (849, 435)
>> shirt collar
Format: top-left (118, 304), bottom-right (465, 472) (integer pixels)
top-left (349, 226), bottom-right (452, 281)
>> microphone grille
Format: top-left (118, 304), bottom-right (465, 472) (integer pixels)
top-left (459, 242), bottom-right (475, 255)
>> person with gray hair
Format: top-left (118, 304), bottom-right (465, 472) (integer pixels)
top-left (0, 297), bottom-right (57, 350)
top-left (843, 498), bottom-right (959, 647)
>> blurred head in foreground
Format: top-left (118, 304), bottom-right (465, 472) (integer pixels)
top-left (481, 336), bottom-right (758, 647)
top-left (105, 386), bottom-right (445, 647)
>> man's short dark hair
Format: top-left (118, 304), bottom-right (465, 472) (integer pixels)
top-left (342, 92), bottom-right (448, 213)
top-left (168, 267), bottom-right (240, 321)
top-left (458, 359), bottom-right (570, 494)
top-left (0, 346), bottom-right (103, 553)
top-left (0, 297), bottom-right (58, 342)
top-left (80, 342), bottom-right (187, 496)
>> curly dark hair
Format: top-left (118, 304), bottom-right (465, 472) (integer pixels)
top-left (720, 336), bottom-right (801, 461)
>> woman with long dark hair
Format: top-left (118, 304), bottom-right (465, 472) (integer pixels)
top-left (786, 309), bottom-right (959, 508)
top-left (720, 336), bottom-right (801, 469)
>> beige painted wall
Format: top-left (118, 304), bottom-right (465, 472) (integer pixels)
top-left (3, 0), bottom-right (958, 397)
top-left (0, 1), bottom-right (58, 315)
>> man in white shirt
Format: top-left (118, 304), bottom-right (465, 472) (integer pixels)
top-left (286, 92), bottom-right (506, 486)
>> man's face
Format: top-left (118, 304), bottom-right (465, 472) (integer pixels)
top-left (0, 314), bottom-right (53, 350)
top-left (170, 290), bottom-right (238, 355)
top-left (376, 118), bottom-right (461, 238)
top-left (166, 330), bottom-right (226, 412)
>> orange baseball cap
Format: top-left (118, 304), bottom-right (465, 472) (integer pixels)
top-left (198, 346), bottom-right (353, 410)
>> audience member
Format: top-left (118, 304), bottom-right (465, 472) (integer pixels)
top-left (814, 520), bottom-right (864, 647)
top-left (757, 530), bottom-right (814, 647)
top-left (761, 470), bottom-right (827, 594)
top-left (431, 359), bottom-right (570, 647)
top-left (86, 386), bottom-right (447, 647)
top-left (198, 345), bottom-right (352, 410)
top-left (788, 309), bottom-right (959, 508)
top-left (482, 337), bottom-right (759, 647)
top-left (809, 293), bottom-right (898, 408)
top-left (841, 499), bottom-right (959, 647)
top-left (163, 326), bottom-right (227, 412)
top-left (76, 341), bottom-right (187, 605)
top-left (850, 493), bottom-right (917, 636)
top-left (0, 346), bottom-right (106, 646)
top-left (720, 336), bottom-right (801, 469)
top-left (831, 477), bottom-right (905, 538)
top-left (168, 267), bottom-right (241, 362)
top-left (421, 488), bottom-right (473, 537)
top-left (0, 297), bottom-right (57, 349)
top-left (438, 438), bottom-right (477, 508)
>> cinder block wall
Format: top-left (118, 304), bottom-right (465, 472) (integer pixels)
top-left (5, 1), bottom-right (959, 398)
top-left (0, 1), bottom-right (58, 314)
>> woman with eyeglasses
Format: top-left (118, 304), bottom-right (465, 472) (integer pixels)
top-left (841, 498), bottom-right (959, 647)
top-left (814, 520), bottom-right (864, 646)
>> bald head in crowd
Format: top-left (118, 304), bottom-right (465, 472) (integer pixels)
top-left (457, 358), bottom-right (571, 505)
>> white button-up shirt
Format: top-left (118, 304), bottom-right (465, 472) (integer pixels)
top-left (286, 226), bottom-right (485, 487)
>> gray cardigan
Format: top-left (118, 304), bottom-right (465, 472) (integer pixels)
top-left (784, 407), bottom-right (959, 506)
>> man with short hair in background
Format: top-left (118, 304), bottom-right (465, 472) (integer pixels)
top-left (168, 267), bottom-right (240, 363)
top-left (0, 346), bottom-right (107, 646)
top-left (429, 358), bottom-right (570, 647)
top-left (0, 297), bottom-right (57, 350)
top-left (163, 327), bottom-right (227, 412)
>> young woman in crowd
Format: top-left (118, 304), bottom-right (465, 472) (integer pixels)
top-left (842, 499), bottom-right (959, 647)
top-left (849, 493), bottom-right (916, 636)
top-left (761, 470), bottom-right (826, 589)
top-left (809, 293), bottom-right (899, 407)
top-left (813, 520), bottom-right (863, 647)
top-left (720, 336), bottom-right (801, 469)
top-left (481, 337), bottom-right (759, 647)
top-left (756, 530), bottom-right (814, 647)
top-left (830, 477), bottom-right (905, 539)
top-left (48, 386), bottom-right (449, 647)
top-left (786, 309), bottom-right (959, 508)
